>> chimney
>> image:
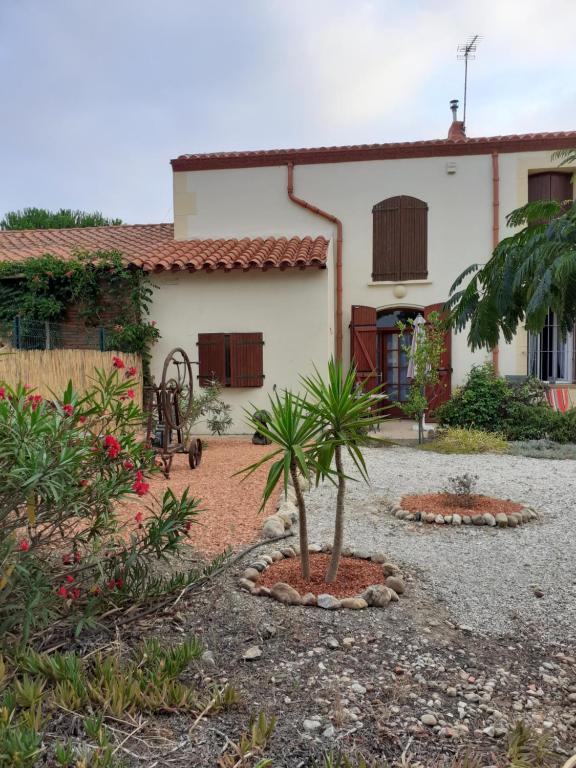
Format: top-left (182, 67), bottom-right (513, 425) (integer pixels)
top-left (448, 99), bottom-right (466, 141)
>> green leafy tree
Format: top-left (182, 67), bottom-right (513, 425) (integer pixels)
top-left (0, 208), bottom-right (122, 230)
top-left (301, 360), bottom-right (384, 583)
top-left (448, 151), bottom-right (576, 349)
top-left (397, 312), bottom-right (446, 443)
top-left (239, 391), bottom-right (323, 579)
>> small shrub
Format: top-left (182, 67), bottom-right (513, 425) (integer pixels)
top-left (437, 364), bottom-right (576, 442)
top-left (509, 439), bottom-right (576, 460)
top-left (422, 427), bottom-right (509, 454)
top-left (443, 473), bottom-right (479, 507)
top-left (437, 364), bottom-right (512, 433)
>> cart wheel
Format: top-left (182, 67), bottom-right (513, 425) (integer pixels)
top-left (188, 437), bottom-right (203, 469)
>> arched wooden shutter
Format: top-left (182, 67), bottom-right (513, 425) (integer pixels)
top-left (423, 303), bottom-right (451, 412)
top-left (529, 172), bottom-right (573, 203)
top-left (197, 333), bottom-right (226, 387)
top-left (350, 305), bottom-right (378, 391)
top-left (229, 332), bottom-right (264, 387)
top-left (372, 196), bottom-right (428, 281)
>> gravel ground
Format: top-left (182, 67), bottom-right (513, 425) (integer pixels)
top-left (304, 445), bottom-right (576, 644)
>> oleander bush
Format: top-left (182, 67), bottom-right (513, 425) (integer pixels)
top-left (0, 358), bottom-right (201, 646)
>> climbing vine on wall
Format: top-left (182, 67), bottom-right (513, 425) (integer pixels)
top-left (0, 250), bottom-right (160, 380)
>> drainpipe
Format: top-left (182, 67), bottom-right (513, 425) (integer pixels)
top-left (491, 151), bottom-right (500, 375)
top-left (286, 163), bottom-right (343, 361)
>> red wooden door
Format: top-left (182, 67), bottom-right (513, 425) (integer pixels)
top-left (424, 303), bottom-right (452, 413)
top-left (350, 306), bottom-right (378, 390)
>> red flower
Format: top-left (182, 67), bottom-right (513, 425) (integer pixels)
top-left (79, 479), bottom-right (89, 487)
top-left (65, 574), bottom-right (74, 583)
top-left (0, 387), bottom-right (5, 400)
top-left (122, 459), bottom-right (134, 470)
top-left (57, 586), bottom-right (68, 598)
top-left (135, 511), bottom-right (144, 524)
top-left (103, 434), bottom-right (121, 459)
top-left (132, 480), bottom-right (149, 497)
top-left (65, 270), bottom-right (73, 278)
top-left (126, 366), bottom-right (137, 377)
top-left (62, 404), bottom-right (74, 416)
top-left (126, 389), bottom-right (135, 400)
top-left (107, 578), bottom-right (116, 591)
top-left (19, 539), bottom-right (30, 552)
top-left (78, 415), bottom-right (87, 424)
top-left (62, 553), bottom-right (72, 565)
top-left (112, 356), bottom-right (125, 369)
top-left (24, 384), bottom-right (32, 391)
top-left (115, 578), bottom-right (123, 589)
top-left (26, 394), bottom-right (43, 411)
top-left (70, 588), bottom-right (81, 600)
top-left (74, 551), bottom-right (81, 563)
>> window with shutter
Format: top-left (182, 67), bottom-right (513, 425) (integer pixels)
top-left (197, 333), bottom-right (226, 386)
top-left (528, 172), bottom-right (573, 203)
top-left (372, 196), bottom-right (428, 282)
top-left (197, 332), bottom-right (264, 388)
top-left (229, 332), bottom-right (264, 387)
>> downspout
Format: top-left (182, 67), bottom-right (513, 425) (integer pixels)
top-left (286, 163), bottom-right (343, 361)
top-left (491, 151), bottom-right (500, 374)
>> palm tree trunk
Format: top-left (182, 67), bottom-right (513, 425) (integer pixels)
top-left (326, 443), bottom-right (345, 583)
top-left (290, 460), bottom-right (310, 580)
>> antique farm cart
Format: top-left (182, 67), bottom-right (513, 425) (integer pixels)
top-left (144, 347), bottom-right (202, 478)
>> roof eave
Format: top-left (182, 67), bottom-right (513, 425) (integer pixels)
top-left (170, 134), bottom-right (576, 172)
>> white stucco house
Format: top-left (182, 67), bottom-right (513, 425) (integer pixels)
top-left (1, 110), bottom-right (575, 432)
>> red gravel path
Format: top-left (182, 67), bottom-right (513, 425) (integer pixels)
top-left (401, 493), bottom-right (523, 517)
top-left (121, 438), bottom-right (279, 557)
top-left (258, 554), bottom-right (384, 598)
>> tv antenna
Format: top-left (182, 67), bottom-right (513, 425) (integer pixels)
top-left (457, 34), bottom-right (481, 130)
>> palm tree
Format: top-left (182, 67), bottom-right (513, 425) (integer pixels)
top-left (238, 391), bottom-right (323, 580)
top-left (301, 360), bottom-right (384, 583)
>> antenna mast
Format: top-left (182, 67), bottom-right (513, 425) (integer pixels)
top-left (457, 34), bottom-right (480, 130)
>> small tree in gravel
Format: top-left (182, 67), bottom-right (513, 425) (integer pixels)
top-left (302, 360), bottom-right (385, 583)
top-left (239, 391), bottom-right (323, 580)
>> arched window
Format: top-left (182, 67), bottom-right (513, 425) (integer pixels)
top-left (372, 195), bottom-right (428, 282)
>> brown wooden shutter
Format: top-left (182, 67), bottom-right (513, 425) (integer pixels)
top-left (197, 333), bottom-right (226, 387)
top-left (350, 305), bottom-right (378, 390)
top-left (400, 196), bottom-right (428, 280)
top-left (372, 196), bottom-right (427, 281)
top-left (372, 198), bottom-right (401, 281)
top-left (529, 172), bottom-right (573, 203)
top-left (229, 332), bottom-right (264, 387)
top-left (423, 303), bottom-right (451, 412)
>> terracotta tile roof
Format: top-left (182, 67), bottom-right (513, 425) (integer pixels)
top-left (0, 224), bottom-right (328, 272)
top-left (171, 130), bottom-right (576, 171)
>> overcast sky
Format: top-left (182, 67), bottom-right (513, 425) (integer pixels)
top-left (1, 0), bottom-right (575, 224)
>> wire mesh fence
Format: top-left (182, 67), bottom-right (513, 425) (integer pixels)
top-left (1, 318), bottom-right (109, 351)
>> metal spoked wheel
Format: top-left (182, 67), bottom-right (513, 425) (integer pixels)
top-left (160, 347), bottom-right (194, 431)
top-left (188, 437), bottom-right (203, 469)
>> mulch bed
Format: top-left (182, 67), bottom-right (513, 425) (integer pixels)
top-left (258, 553), bottom-right (384, 598)
top-left (401, 493), bottom-right (523, 517)
top-left (121, 437), bottom-right (279, 557)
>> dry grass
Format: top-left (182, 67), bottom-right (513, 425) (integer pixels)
top-left (421, 427), bottom-right (509, 455)
top-left (0, 349), bottom-right (142, 400)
